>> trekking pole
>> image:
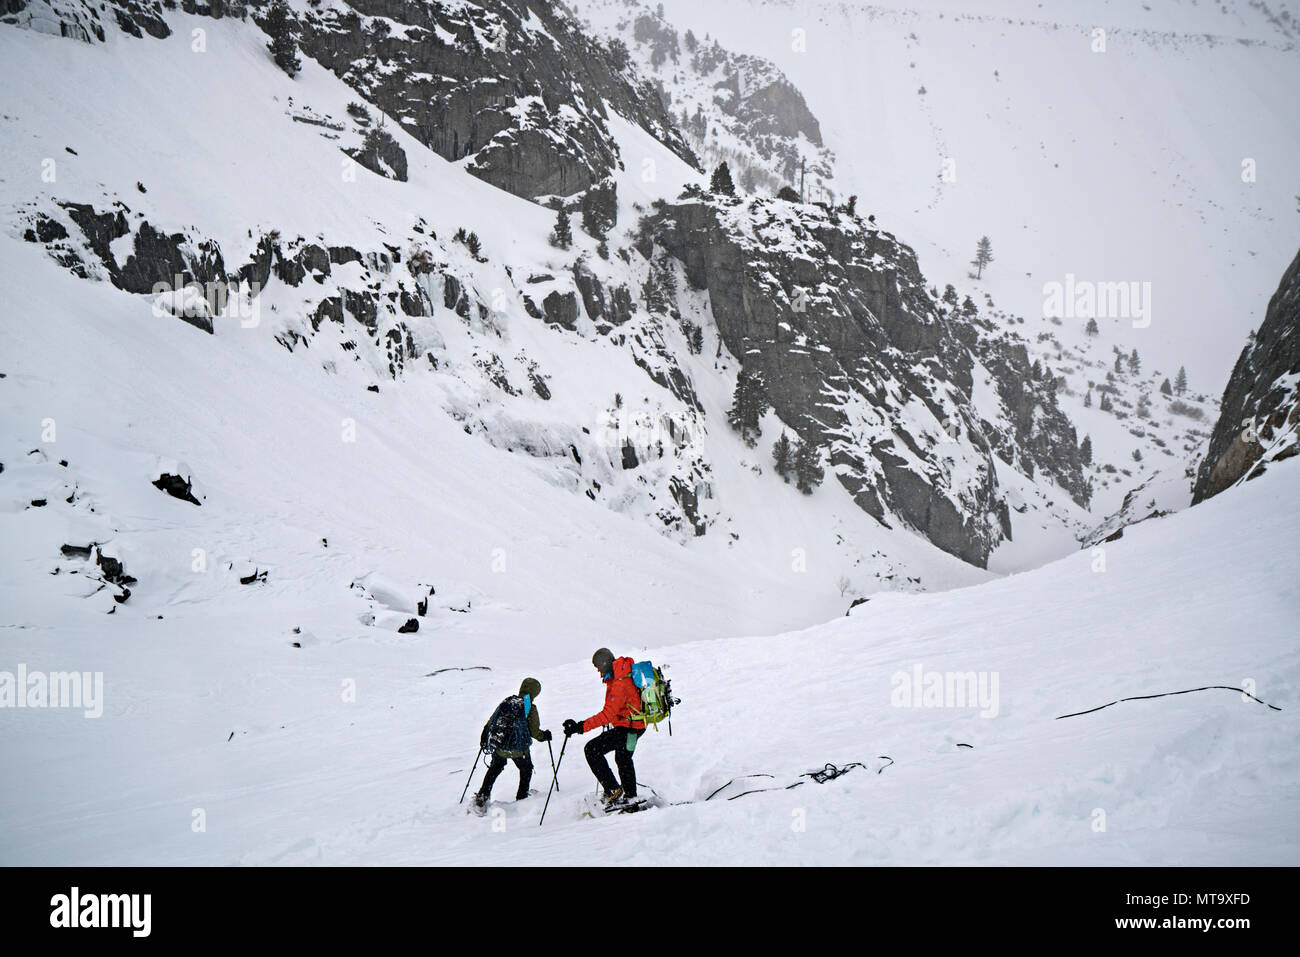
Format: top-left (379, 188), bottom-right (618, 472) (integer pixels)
top-left (539, 736), bottom-right (569, 826)
top-left (458, 748), bottom-right (483, 805)
top-left (547, 738), bottom-right (560, 792)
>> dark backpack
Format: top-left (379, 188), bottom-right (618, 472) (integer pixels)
top-left (480, 695), bottom-right (531, 755)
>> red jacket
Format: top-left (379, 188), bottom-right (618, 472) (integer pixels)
top-left (582, 656), bottom-right (646, 732)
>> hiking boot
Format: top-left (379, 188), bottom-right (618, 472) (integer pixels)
top-left (470, 792), bottom-right (488, 816)
top-left (600, 787), bottom-right (624, 807)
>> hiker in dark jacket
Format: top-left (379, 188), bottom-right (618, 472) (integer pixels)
top-left (473, 677), bottom-right (550, 811)
top-left (563, 648), bottom-right (646, 805)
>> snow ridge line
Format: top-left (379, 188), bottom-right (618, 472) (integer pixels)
top-left (1055, 686), bottom-right (1282, 720)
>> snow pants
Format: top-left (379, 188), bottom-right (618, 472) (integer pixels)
top-left (479, 752), bottom-right (533, 800)
top-left (584, 726), bottom-right (646, 798)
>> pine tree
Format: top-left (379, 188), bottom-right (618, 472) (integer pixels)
top-left (580, 181), bottom-right (617, 239)
top-left (971, 236), bottom-right (993, 279)
top-left (1080, 435), bottom-right (1093, 465)
top-left (691, 105), bottom-right (707, 138)
top-left (549, 207), bottom-right (572, 250)
top-left (1114, 354), bottom-right (1124, 374)
top-left (641, 270), bottom-right (666, 313)
top-left (942, 284), bottom-right (958, 307)
top-left (962, 295), bottom-right (977, 316)
top-left (1132, 448), bottom-right (1143, 462)
top-left (1160, 378), bottom-right (1173, 396)
top-left (709, 161), bottom-right (736, 197)
top-left (464, 231), bottom-right (482, 259)
top-left (794, 438), bottom-right (824, 494)
top-left (607, 38), bottom-right (630, 71)
top-left (658, 260), bottom-right (677, 296)
top-left (1100, 392), bottom-right (1113, 412)
top-left (1128, 348), bottom-right (1141, 374)
top-left (688, 324), bottom-right (704, 355)
top-left (846, 195), bottom-right (857, 217)
top-left (265, 0), bottom-right (301, 78)
top-left (772, 432), bottom-right (794, 481)
top-left (1175, 365), bottom-right (1188, 395)
top-left (1085, 317), bottom-right (1099, 336)
top-left (1083, 389), bottom-right (1092, 408)
top-left (1136, 393), bottom-right (1151, 418)
top-left (728, 368), bottom-right (768, 446)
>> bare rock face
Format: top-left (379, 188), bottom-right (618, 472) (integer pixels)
top-left (281, 0), bottom-right (697, 200)
top-left (541, 290), bottom-right (579, 330)
top-left (574, 261), bottom-right (633, 326)
top-left (1193, 248), bottom-right (1300, 503)
top-left (641, 192), bottom-right (1088, 567)
top-left (11, 0), bottom-right (696, 203)
top-left (713, 54), bottom-right (824, 148)
top-left (616, 9), bottom-right (835, 196)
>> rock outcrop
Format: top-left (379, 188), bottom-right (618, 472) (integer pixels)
top-left (593, 3), bottom-right (835, 199)
top-left (271, 0), bottom-right (697, 200)
top-left (1193, 248), bottom-right (1300, 502)
top-left (641, 190), bottom-right (1088, 566)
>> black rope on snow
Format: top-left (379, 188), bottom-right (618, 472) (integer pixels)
top-left (1055, 685), bottom-right (1282, 720)
top-left (685, 758), bottom-right (898, 804)
top-left (727, 781), bottom-right (804, 801)
top-left (705, 774), bottom-right (775, 802)
top-left (727, 758), bottom-right (895, 800)
top-left (803, 762), bottom-right (865, 783)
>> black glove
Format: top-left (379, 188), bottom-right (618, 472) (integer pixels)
top-left (563, 719), bottom-right (583, 737)
top-left (539, 729), bottom-right (553, 742)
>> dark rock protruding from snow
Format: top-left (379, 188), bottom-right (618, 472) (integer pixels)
top-left (96, 550), bottom-right (137, 588)
top-left (153, 473), bottom-right (201, 506)
top-left (1194, 247), bottom-right (1300, 502)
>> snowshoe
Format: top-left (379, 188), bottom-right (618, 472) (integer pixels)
top-left (469, 793), bottom-right (488, 817)
top-left (608, 795), bottom-right (651, 814)
top-left (579, 787), bottom-right (662, 818)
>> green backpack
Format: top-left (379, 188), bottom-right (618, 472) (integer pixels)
top-left (629, 661), bottom-right (679, 731)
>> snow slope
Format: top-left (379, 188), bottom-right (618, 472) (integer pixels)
top-left (2, 4), bottom-right (1297, 866)
top-left (3, 400), bottom-right (1295, 864)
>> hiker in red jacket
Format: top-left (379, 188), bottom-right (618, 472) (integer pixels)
top-left (563, 648), bottom-right (646, 805)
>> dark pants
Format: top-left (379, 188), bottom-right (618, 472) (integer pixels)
top-left (478, 752), bottom-right (533, 800)
top-left (584, 726), bottom-right (645, 798)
